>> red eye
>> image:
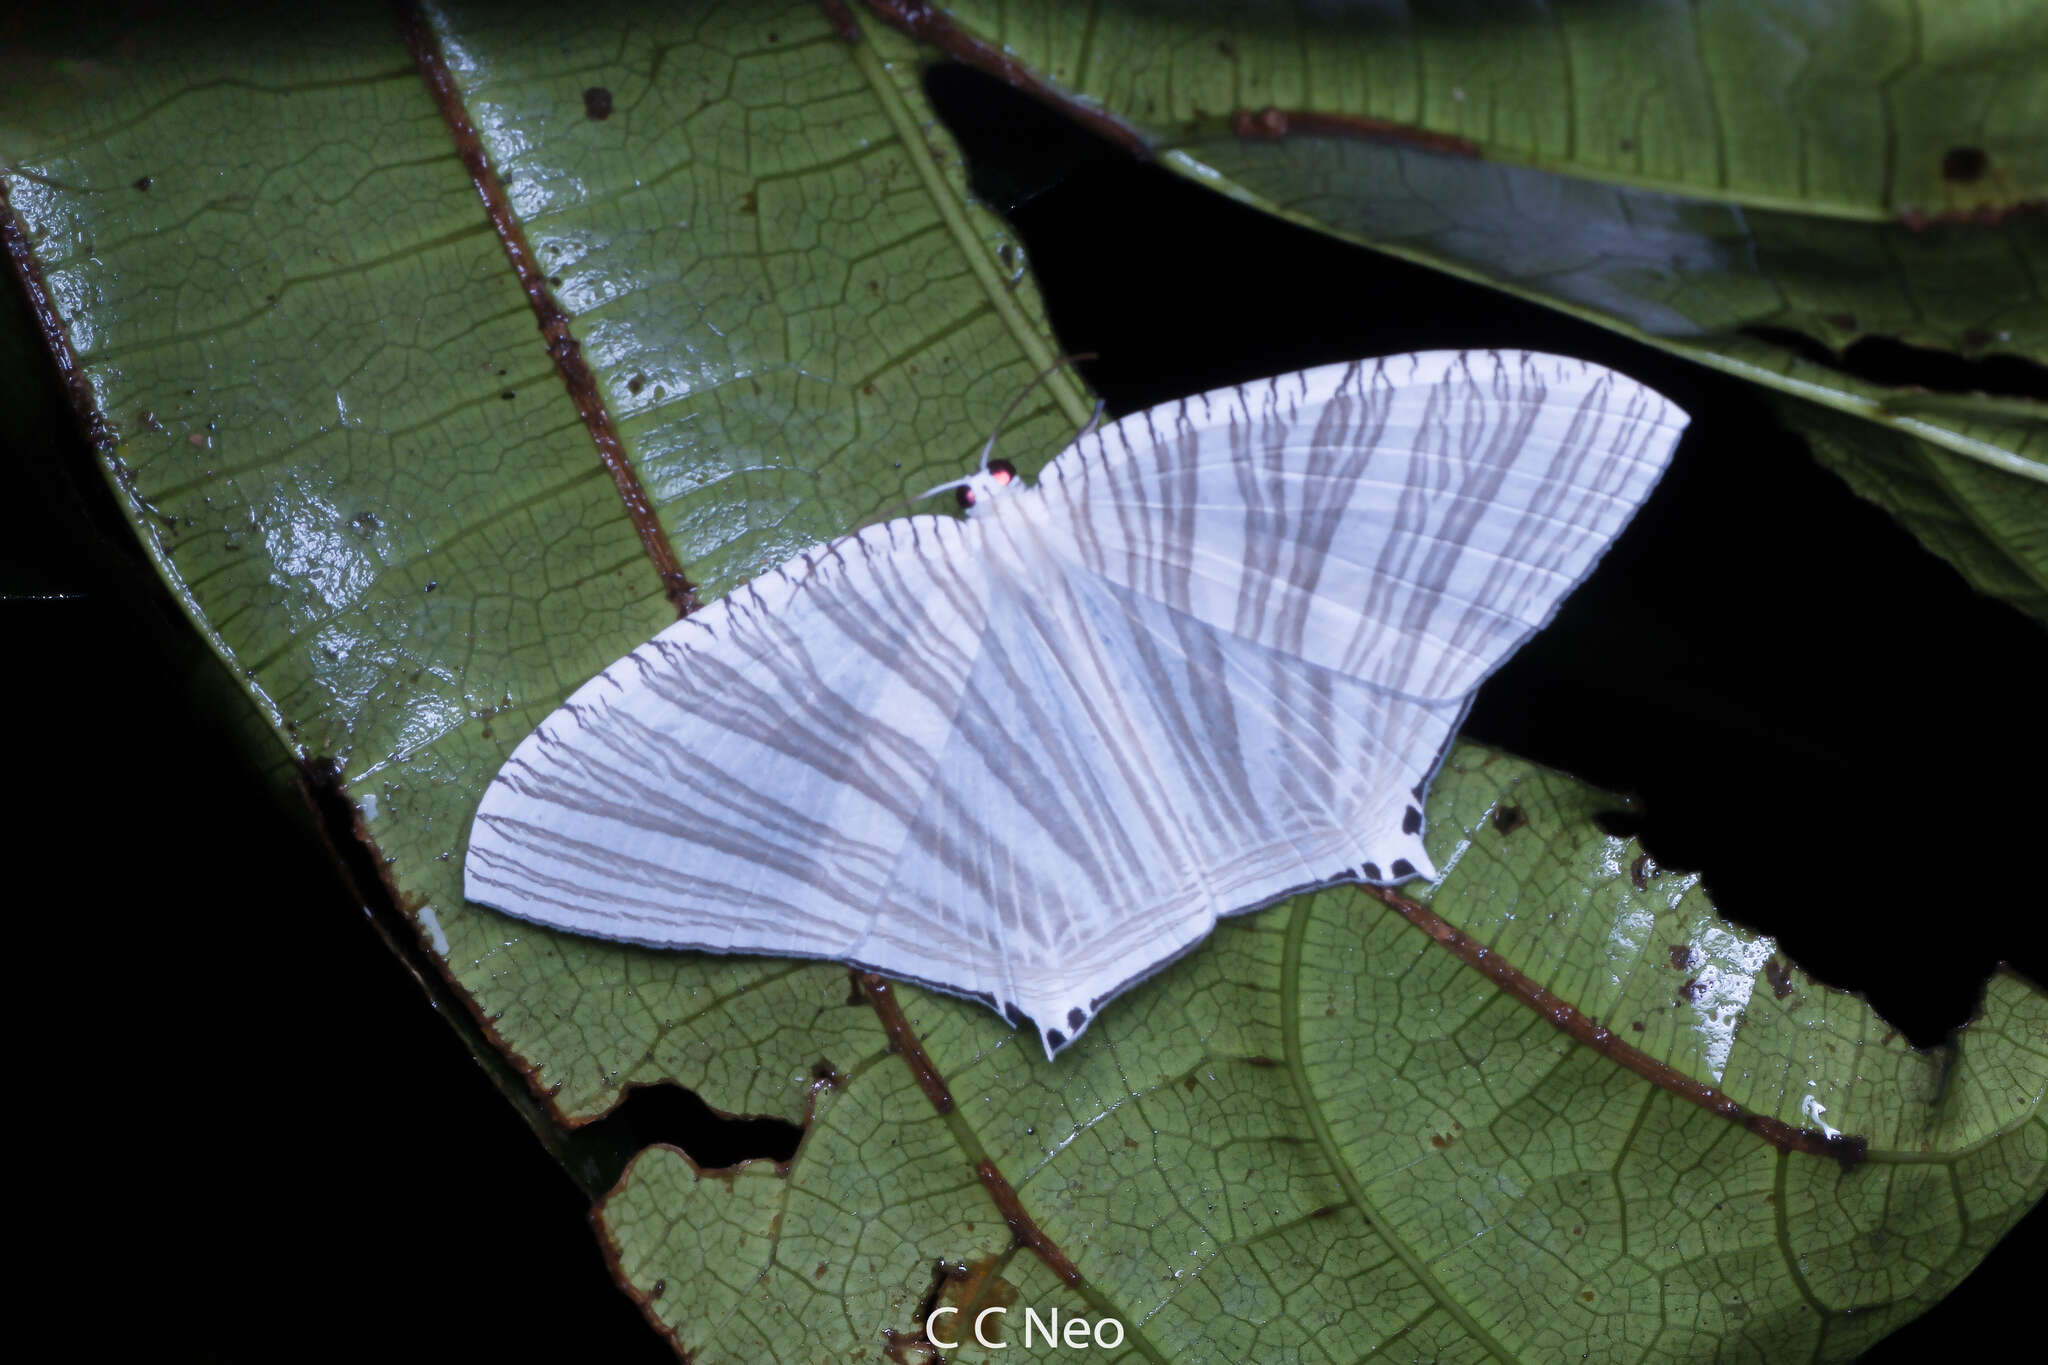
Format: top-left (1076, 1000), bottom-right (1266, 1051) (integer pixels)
top-left (989, 459), bottom-right (1015, 485)
top-left (955, 486), bottom-right (975, 509)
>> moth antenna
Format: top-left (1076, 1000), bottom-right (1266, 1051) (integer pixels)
top-left (823, 352), bottom-right (1100, 551)
top-left (1075, 397), bottom-right (1108, 443)
top-left (979, 351), bottom-right (1099, 472)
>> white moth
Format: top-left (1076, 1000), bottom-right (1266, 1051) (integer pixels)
top-left (464, 351), bottom-right (1687, 1057)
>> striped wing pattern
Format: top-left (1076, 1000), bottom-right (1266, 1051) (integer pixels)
top-left (464, 350), bottom-right (1688, 1057)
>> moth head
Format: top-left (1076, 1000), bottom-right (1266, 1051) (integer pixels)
top-left (955, 459), bottom-right (1017, 516)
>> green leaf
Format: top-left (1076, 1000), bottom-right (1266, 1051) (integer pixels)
top-left (3, 3), bottom-right (2042, 1363)
top-left (600, 745), bottom-right (2048, 1362)
top-left (915, 1), bottom-right (2048, 620)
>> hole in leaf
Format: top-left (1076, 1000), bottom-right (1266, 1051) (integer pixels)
top-left (576, 1082), bottom-right (803, 1173)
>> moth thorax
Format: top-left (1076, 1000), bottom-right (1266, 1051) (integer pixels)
top-left (956, 459), bottom-right (1018, 515)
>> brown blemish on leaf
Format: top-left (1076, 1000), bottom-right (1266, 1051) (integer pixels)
top-left (859, 1), bottom-right (1147, 154)
top-left (1679, 977), bottom-right (1704, 1003)
top-left (400, 4), bottom-right (697, 614)
top-left (1123, 1137), bottom-right (1140, 1149)
top-left (1942, 146), bottom-right (1989, 183)
top-left (1429, 1132), bottom-right (1452, 1149)
top-left (1492, 803), bottom-right (1527, 834)
top-left (1359, 884), bottom-right (1867, 1168)
top-left (1233, 106), bottom-right (1481, 158)
top-left (1242, 1055), bottom-right (1278, 1068)
top-left (1631, 853), bottom-right (1652, 891)
top-left (1669, 944), bottom-right (1694, 970)
top-left (133, 175), bottom-right (153, 191)
top-left (583, 86), bottom-right (613, 120)
top-left (949, 1254), bottom-right (1018, 1330)
top-left (1764, 957), bottom-right (1795, 999)
top-left (738, 190), bottom-right (757, 215)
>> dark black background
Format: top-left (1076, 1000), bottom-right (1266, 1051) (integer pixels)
top-left (12, 62), bottom-right (2043, 1364)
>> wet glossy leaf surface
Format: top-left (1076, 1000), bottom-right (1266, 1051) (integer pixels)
top-left (4, 3), bottom-right (2043, 1361)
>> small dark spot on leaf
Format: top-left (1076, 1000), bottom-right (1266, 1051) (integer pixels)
top-left (1183, 1073), bottom-right (1199, 1092)
top-left (1630, 1020), bottom-right (1644, 1032)
top-left (1617, 137), bottom-right (1634, 152)
top-left (1307, 1203), bottom-right (1338, 1218)
top-left (1942, 146), bottom-right (1988, 183)
top-left (1123, 1136), bottom-right (1139, 1149)
top-left (1764, 957), bottom-right (1794, 999)
top-left (1402, 805), bottom-right (1422, 835)
top-left (1581, 1290), bottom-right (1596, 1302)
top-left (862, 382), bottom-right (877, 396)
top-left (1630, 853), bottom-right (1652, 891)
top-left (424, 580), bottom-right (438, 593)
top-left (739, 190), bottom-right (757, 215)
top-left (814, 1261), bottom-right (828, 1279)
top-left (582, 86), bottom-right (613, 120)
top-left (133, 175), bottom-right (153, 191)
top-left (1429, 1132), bottom-right (1451, 1149)
top-left (650, 1279), bottom-right (666, 1298)
top-left (1242, 1055), bottom-right (1277, 1068)
top-left (500, 390), bottom-right (516, 400)
top-left (627, 373), bottom-right (645, 395)
top-left (547, 275), bottom-right (562, 288)
top-left (767, 31), bottom-right (779, 42)
top-left (1571, 1225), bottom-right (1584, 1236)
top-left (1679, 977), bottom-right (1703, 1003)
top-left (1960, 327), bottom-right (1992, 350)
top-left (1668, 944), bottom-right (1693, 970)
top-left (1492, 804), bottom-right (1526, 834)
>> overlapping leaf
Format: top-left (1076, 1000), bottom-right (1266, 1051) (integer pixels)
top-left (925, 0), bottom-right (2048, 619)
top-left (3, 3), bottom-right (2042, 1362)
